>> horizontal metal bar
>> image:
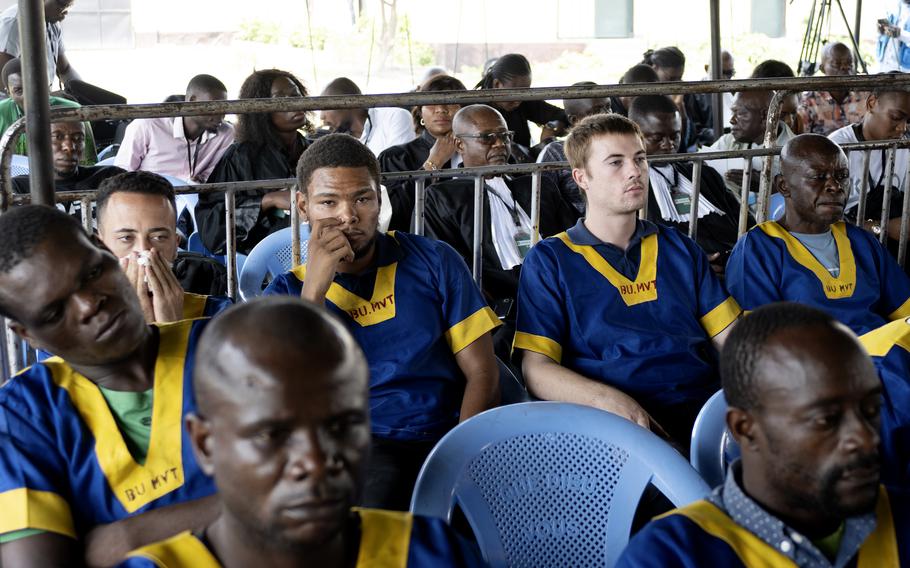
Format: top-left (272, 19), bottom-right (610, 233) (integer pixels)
top-left (38, 75), bottom-right (910, 124)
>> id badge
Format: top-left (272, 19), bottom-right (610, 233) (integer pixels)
top-left (673, 193), bottom-right (691, 216)
top-left (515, 229), bottom-right (532, 259)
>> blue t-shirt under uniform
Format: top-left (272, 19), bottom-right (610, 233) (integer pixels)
top-left (513, 219), bottom-right (740, 419)
top-left (726, 220), bottom-right (910, 335)
top-left (0, 319), bottom-right (216, 540)
top-left (860, 318), bottom-right (910, 486)
top-left (264, 231), bottom-right (500, 442)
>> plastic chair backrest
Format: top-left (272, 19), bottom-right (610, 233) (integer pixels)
top-left (184, 232), bottom-right (246, 282)
top-left (10, 155), bottom-right (28, 177)
top-left (239, 224), bottom-right (310, 300)
top-left (410, 402), bottom-right (710, 568)
top-left (496, 357), bottom-right (531, 405)
top-left (769, 193), bottom-right (786, 221)
top-left (689, 390), bottom-right (740, 488)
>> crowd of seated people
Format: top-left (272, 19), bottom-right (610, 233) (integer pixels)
top-left (3, 42), bottom-right (910, 568)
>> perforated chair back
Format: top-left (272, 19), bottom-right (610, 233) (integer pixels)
top-left (689, 390), bottom-right (740, 488)
top-left (410, 402), bottom-right (710, 568)
top-left (239, 224), bottom-right (310, 300)
top-left (10, 154), bottom-right (28, 177)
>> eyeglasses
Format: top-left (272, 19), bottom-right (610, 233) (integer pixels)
top-left (455, 131), bottom-right (515, 145)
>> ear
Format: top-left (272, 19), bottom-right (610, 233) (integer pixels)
top-left (454, 136), bottom-right (466, 154)
top-left (8, 320), bottom-right (45, 355)
top-left (188, 94), bottom-right (198, 103)
top-left (296, 187), bottom-right (308, 223)
top-left (726, 407), bottom-right (760, 451)
top-left (567, 114), bottom-right (578, 127)
top-left (866, 94), bottom-right (878, 113)
top-left (775, 173), bottom-right (789, 198)
top-left (186, 413), bottom-right (216, 476)
top-left (572, 167), bottom-right (589, 191)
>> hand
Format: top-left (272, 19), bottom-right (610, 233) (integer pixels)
top-left (883, 24), bottom-right (901, 38)
top-left (120, 254), bottom-right (155, 323)
top-left (427, 132), bottom-right (457, 167)
top-left (144, 249), bottom-right (184, 323)
top-left (592, 387), bottom-right (653, 430)
top-left (300, 217), bottom-right (354, 303)
top-left (261, 190), bottom-right (292, 212)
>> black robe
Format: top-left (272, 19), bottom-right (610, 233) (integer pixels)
top-left (497, 100), bottom-right (567, 150)
top-left (646, 162), bottom-right (752, 255)
top-left (195, 135), bottom-right (309, 255)
top-left (12, 165), bottom-right (125, 218)
top-left (424, 175), bottom-right (579, 304)
top-left (378, 129), bottom-right (454, 232)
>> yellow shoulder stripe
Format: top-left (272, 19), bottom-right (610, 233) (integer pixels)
top-left (445, 307), bottom-right (501, 354)
top-left (127, 531), bottom-right (221, 568)
top-left (354, 508), bottom-right (413, 568)
top-left (859, 318), bottom-right (910, 357)
top-left (513, 331), bottom-right (562, 364)
top-left (0, 488), bottom-right (76, 539)
top-left (888, 297), bottom-right (910, 321)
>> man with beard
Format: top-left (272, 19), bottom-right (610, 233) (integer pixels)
top-left (263, 134), bottom-right (500, 511)
top-left (617, 303), bottom-right (910, 567)
top-left (119, 297), bottom-right (485, 567)
top-left (115, 75), bottom-right (235, 184)
top-left (726, 134), bottom-right (910, 336)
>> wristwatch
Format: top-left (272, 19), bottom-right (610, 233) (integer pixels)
top-left (423, 160), bottom-right (439, 171)
top-left (866, 219), bottom-right (883, 236)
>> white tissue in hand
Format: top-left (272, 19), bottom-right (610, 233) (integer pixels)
top-left (136, 250), bottom-right (152, 267)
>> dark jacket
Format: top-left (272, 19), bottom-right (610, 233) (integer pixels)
top-left (378, 129), bottom-right (453, 232)
top-left (646, 162), bottom-right (752, 255)
top-left (424, 175), bottom-right (579, 303)
top-left (12, 165), bottom-right (125, 218)
top-left (195, 135), bottom-right (309, 255)
top-left (498, 100), bottom-right (567, 150)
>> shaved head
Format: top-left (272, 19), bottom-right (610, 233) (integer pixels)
top-left (780, 133), bottom-right (844, 177)
top-left (820, 42), bottom-right (854, 76)
top-left (452, 103), bottom-right (505, 134)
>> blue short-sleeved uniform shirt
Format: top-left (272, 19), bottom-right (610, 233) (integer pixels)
top-left (860, 318), bottom-right (910, 485)
top-left (726, 221), bottom-right (910, 335)
top-left (513, 219), bottom-right (740, 414)
top-left (0, 319), bottom-right (216, 540)
top-left (119, 508), bottom-right (486, 567)
top-left (264, 231), bottom-right (500, 442)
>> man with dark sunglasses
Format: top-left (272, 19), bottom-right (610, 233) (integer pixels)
top-left (424, 104), bottom-right (578, 357)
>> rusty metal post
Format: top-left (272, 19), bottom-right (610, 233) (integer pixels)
top-left (739, 158), bottom-right (752, 235)
top-left (880, 145), bottom-right (896, 245)
top-left (709, 0), bottom-right (724, 142)
top-left (855, 149), bottom-right (871, 226)
top-left (689, 161), bottom-right (703, 240)
top-left (898, 161), bottom-right (910, 267)
top-left (224, 191), bottom-right (237, 300)
top-left (413, 178), bottom-right (426, 236)
top-left (530, 170), bottom-right (542, 244)
top-left (472, 176), bottom-right (484, 286)
top-left (757, 90), bottom-right (787, 223)
top-left (18, 0), bottom-right (54, 206)
top-left (290, 184), bottom-right (301, 267)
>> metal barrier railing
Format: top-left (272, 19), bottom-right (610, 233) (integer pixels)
top-left (5, 75), bottom-right (910, 378)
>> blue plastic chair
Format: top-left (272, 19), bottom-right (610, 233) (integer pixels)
top-left (689, 390), bottom-right (740, 489)
top-left (239, 224), bottom-right (310, 300)
top-left (185, 231), bottom-right (247, 282)
top-left (410, 402), bottom-right (710, 568)
top-left (10, 154), bottom-right (28, 177)
top-left (769, 193), bottom-right (786, 221)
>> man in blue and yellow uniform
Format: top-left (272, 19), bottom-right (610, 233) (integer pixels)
top-left (0, 206), bottom-right (219, 567)
top-left (617, 303), bottom-right (910, 567)
top-left (513, 114), bottom-right (741, 448)
top-left (263, 134), bottom-right (500, 511)
top-left (97, 171), bottom-right (232, 323)
top-left (859, 318), bottom-right (910, 486)
top-left (726, 134), bottom-right (910, 336)
top-left (119, 297), bottom-right (485, 567)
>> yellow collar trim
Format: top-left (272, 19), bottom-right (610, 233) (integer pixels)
top-left (46, 320), bottom-right (192, 513)
top-left (128, 531), bottom-right (221, 568)
top-left (556, 232), bottom-right (658, 307)
top-left (354, 508), bottom-right (413, 568)
top-left (759, 221), bottom-right (857, 300)
top-left (291, 263), bottom-right (398, 327)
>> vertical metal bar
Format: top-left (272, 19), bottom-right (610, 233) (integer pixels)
top-left (530, 170), bottom-right (542, 245)
top-left (413, 178), bottom-right (426, 236)
top-left (738, 158), bottom-right (752, 235)
top-left (472, 176), bottom-right (484, 287)
top-left (880, 144), bottom-right (897, 245)
top-left (80, 198), bottom-right (92, 232)
top-left (709, 0), bottom-right (724, 142)
top-left (5, 319), bottom-right (20, 377)
top-left (897, 160), bottom-right (910, 267)
top-left (855, 149), bottom-right (871, 226)
top-left (757, 90), bottom-right (786, 223)
top-left (689, 161), bottom-right (703, 240)
top-left (290, 184), bottom-right (300, 267)
top-left (18, 0), bottom-right (54, 206)
top-left (224, 191), bottom-right (237, 300)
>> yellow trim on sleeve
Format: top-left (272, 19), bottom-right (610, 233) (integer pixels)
top-left (665, 500), bottom-right (796, 567)
top-left (181, 292), bottom-right (209, 320)
top-left (48, 320), bottom-right (193, 513)
top-left (759, 221), bottom-right (857, 300)
top-left (857, 487), bottom-right (900, 568)
top-left (887, 297), bottom-right (910, 321)
top-left (513, 331), bottom-right (563, 364)
top-left (556, 232), bottom-right (659, 307)
top-left (859, 318), bottom-right (910, 357)
top-left (127, 531), bottom-right (221, 568)
top-left (700, 297), bottom-right (742, 338)
top-left (0, 488), bottom-right (76, 539)
top-left (445, 306), bottom-right (501, 354)
top-left (354, 508), bottom-right (413, 568)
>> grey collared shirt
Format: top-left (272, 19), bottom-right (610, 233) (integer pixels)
top-left (707, 461), bottom-right (877, 568)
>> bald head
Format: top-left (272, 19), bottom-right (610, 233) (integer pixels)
top-left (193, 297), bottom-right (368, 416)
top-left (778, 134), bottom-right (850, 230)
top-left (729, 90), bottom-right (773, 143)
top-left (820, 42), bottom-right (854, 76)
top-left (780, 134), bottom-right (844, 177)
top-left (562, 82), bottom-right (610, 125)
top-left (453, 104), bottom-right (505, 134)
